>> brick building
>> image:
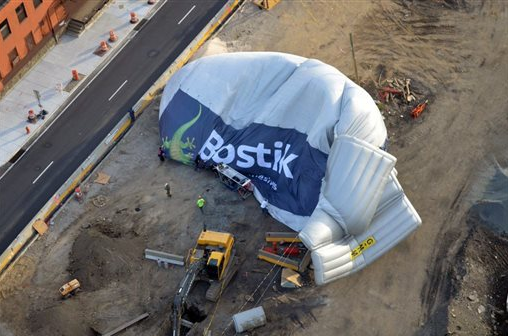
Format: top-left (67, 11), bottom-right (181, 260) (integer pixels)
top-left (0, 0), bottom-right (67, 92)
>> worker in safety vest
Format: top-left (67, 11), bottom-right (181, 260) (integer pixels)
top-left (196, 195), bottom-right (205, 214)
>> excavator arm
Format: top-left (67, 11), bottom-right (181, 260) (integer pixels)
top-left (172, 260), bottom-right (205, 336)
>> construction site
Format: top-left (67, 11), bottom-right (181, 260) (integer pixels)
top-left (1, 1), bottom-right (508, 335)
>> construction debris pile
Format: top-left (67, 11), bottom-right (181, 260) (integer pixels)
top-left (377, 77), bottom-right (430, 120)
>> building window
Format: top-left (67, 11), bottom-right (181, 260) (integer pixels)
top-left (1, 19), bottom-right (11, 40)
top-left (33, 0), bottom-right (43, 8)
top-left (8, 48), bottom-right (20, 67)
top-left (16, 3), bottom-right (28, 23)
top-left (25, 32), bottom-right (36, 51)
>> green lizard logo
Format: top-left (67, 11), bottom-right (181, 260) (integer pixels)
top-left (162, 104), bottom-right (202, 165)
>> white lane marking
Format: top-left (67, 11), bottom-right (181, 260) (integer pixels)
top-left (108, 80), bottom-right (128, 101)
top-left (32, 161), bottom-right (54, 184)
top-left (178, 5), bottom-right (196, 25)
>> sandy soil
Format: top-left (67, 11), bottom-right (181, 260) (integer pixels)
top-left (1, 1), bottom-right (508, 335)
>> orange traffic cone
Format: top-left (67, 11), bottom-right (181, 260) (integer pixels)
top-left (72, 69), bottom-right (80, 81)
top-left (109, 30), bottom-right (118, 42)
top-left (99, 41), bottom-right (109, 52)
top-left (25, 126), bottom-right (30, 134)
top-left (130, 12), bottom-right (139, 23)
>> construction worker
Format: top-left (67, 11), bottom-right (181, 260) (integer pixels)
top-left (27, 110), bottom-right (36, 123)
top-left (158, 146), bottom-right (165, 162)
top-left (165, 183), bottom-right (172, 197)
top-left (194, 154), bottom-right (202, 171)
top-left (260, 199), bottom-right (269, 217)
top-left (75, 186), bottom-right (83, 203)
top-left (196, 195), bottom-right (205, 214)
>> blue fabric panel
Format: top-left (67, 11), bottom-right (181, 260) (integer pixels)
top-left (159, 90), bottom-right (328, 216)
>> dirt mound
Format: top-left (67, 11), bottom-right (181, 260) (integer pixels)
top-left (29, 303), bottom-right (96, 336)
top-left (68, 222), bottom-right (144, 291)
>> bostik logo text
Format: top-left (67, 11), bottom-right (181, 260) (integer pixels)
top-left (199, 130), bottom-right (299, 179)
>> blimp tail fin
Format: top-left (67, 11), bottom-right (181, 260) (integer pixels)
top-left (311, 194), bottom-right (421, 285)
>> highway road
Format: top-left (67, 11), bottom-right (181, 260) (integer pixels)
top-left (0, 0), bottom-right (228, 252)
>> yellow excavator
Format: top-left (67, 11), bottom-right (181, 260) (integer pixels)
top-left (172, 229), bottom-right (238, 336)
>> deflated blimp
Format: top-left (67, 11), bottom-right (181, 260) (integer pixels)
top-left (159, 52), bottom-right (421, 285)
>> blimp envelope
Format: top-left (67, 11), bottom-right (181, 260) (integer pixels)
top-left (159, 52), bottom-right (421, 284)
top-left (160, 52), bottom-right (387, 228)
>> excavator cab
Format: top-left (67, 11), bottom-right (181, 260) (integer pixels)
top-left (206, 251), bottom-right (225, 280)
top-left (190, 230), bottom-right (234, 280)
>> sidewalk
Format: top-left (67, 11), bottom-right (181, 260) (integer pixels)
top-left (0, 0), bottom-right (160, 167)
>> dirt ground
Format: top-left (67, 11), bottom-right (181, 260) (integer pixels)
top-left (1, 1), bottom-right (508, 335)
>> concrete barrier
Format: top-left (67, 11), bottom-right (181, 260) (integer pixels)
top-left (0, 0), bottom-right (242, 277)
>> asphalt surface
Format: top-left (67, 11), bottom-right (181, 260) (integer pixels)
top-left (0, 0), bottom-right (227, 252)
